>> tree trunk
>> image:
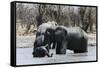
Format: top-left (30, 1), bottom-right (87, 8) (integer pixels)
top-left (56, 5), bottom-right (61, 24)
top-left (25, 23), bottom-right (31, 34)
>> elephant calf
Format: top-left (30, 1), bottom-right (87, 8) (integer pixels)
top-left (32, 46), bottom-right (53, 57)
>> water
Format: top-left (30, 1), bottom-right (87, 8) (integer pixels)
top-left (16, 46), bottom-right (96, 65)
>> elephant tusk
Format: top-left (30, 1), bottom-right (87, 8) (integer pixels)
top-left (44, 44), bottom-right (49, 48)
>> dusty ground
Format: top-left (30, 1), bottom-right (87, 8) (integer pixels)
top-left (16, 33), bottom-right (97, 65)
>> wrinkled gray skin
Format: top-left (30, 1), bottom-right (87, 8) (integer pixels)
top-left (55, 26), bottom-right (88, 53)
top-left (55, 27), bottom-right (68, 54)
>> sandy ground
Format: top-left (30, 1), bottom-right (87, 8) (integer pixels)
top-left (16, 46), bottom-right (96, 65)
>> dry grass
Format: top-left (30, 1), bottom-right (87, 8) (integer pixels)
top-left (16, 23), bottom-right (37, 36)
top-left (87, 32), bottom-right (96, 45)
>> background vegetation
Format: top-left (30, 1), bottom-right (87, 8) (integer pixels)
top-left (16, 3), bottom-right (97, 36)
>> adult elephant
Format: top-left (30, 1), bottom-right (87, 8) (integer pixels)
top-left (36, 21), bottom-right (57, 49)
top-left (55, 26), bottom-right (88, 54)
top-left (32, 21), bottom-right (57, 57)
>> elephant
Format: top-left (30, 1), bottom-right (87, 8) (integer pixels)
top-left (32, 23), bottom-right (57, 57)
top-left (32, 35), bottom-right (53, 57)
top-left (33, 23), bottom-right (88, 56)
top-left (55, 26), bottom-right (88, 54)
top-left (32, 46), bottom-right (53, 57)
top-left (36, 21), bottom-right (57, 49)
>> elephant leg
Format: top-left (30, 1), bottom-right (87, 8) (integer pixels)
top-left (56, 42), bottom-right (61, 54)
top-left (56, 40), bottom-right (67, 54)
top-left (52, 41), bottom-right (56, 49)
top-left (74, 37), bottom-right (88, 53)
